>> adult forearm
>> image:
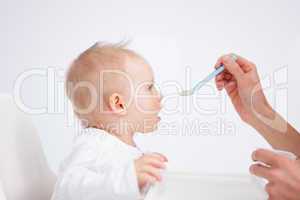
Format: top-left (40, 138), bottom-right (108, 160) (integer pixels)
top-left (249, 106), bottom-right (300, 157)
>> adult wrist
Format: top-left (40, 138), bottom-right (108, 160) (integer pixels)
top-left (247, 103), bottom-right (275, 129)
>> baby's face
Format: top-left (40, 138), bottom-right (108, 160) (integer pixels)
top-left (125, 58), bottom-right (162, 133)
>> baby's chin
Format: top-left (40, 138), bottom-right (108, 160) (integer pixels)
top-left (142, 126), bottom-right (158, 134)
top-left (139, 121), bottom-right (160, 134)
top-left (136, 115), bottom-right (161, 133)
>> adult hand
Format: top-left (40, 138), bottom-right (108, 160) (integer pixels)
top-left (215, 54), bottom-right (300, 157)
top-left (250, 149), bottom-right (300, 200)
top-left (214, 54), bottom-right (271, 125)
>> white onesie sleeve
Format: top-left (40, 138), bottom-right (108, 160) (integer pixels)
top-left (54, 162), bottom-right (140, 200)
top-left (52, 131), bottom-right (142, 200)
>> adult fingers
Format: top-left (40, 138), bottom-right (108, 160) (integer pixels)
top-left (250, 163), bottom-right (272, 180)
top-left (234, 54), bottom-right (256, 73)
top-left (224, 80), bottom-right (237, 96)
top-left (252, 149), bottom-right (282, 167)
top-left (214, 57), bottom-right (225, 89)
top-left (216, 80), bottom-right (225, 90)
top-left (221, 55), bottom-right (244, 79)
top-left (265, 182), bottom-right (278, 200)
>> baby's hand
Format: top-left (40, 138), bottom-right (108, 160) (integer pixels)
top-left (134, 153), bottom-right (168, 190)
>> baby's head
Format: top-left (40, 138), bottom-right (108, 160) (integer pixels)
top-left (66, 42), bottom-right (162, 134)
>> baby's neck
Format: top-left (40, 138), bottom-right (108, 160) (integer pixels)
top-left (111, 130), bottom-right (136, 147)
top-left (90, 123), bottom-right (136, 147)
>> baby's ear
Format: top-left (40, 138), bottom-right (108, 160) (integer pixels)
top-left (109, 93), bottom-right (127, 115)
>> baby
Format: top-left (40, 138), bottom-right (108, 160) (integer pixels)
top-left (51, 42), bottom-right (168, 200)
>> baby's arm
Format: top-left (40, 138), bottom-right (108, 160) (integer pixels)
top-left (53, 161), bottom-right (141, 200)
top-left (52, 144), bottom-right (140, 200)
top-left (52, 147), bottom-right (167, 200)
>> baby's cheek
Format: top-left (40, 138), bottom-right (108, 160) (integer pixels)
top-left (135, 98), bottom-right (149, 111)
top-left (147, 98), bottom-right (160, 112)
top-left (134, 98), bottom-right (146, 113)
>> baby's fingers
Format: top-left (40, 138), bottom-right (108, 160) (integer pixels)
top-left (150, 152), bottom-right (168, 162)
top-left (142, 165), bottom-right (163, 181)
top-left (145, 157), bottom-right (166, 169)
top-left (140, 173), bottom-right (157, 185)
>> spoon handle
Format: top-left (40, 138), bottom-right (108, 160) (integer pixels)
top-left (193, 65), bottom-right (225, 92)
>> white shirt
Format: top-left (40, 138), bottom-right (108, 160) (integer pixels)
top-left (51, 128), bottom-right (143, 200)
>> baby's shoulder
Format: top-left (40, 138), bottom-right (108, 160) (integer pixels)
top-left (71, 131), bottom-right (112, 155)
top-left (58, 133), bottom-right (113, 172)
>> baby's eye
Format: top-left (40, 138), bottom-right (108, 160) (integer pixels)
top-left (148, 84), bottom-right (154, 90)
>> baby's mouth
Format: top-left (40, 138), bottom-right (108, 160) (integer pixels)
top-left (157, 113), bottom-right (162, 121)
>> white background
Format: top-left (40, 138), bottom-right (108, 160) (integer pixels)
top-left (1, 0), bottom-right (300, 174)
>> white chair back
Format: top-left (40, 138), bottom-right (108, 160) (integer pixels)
top-left (0, 94), bottom-right (56, 200)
